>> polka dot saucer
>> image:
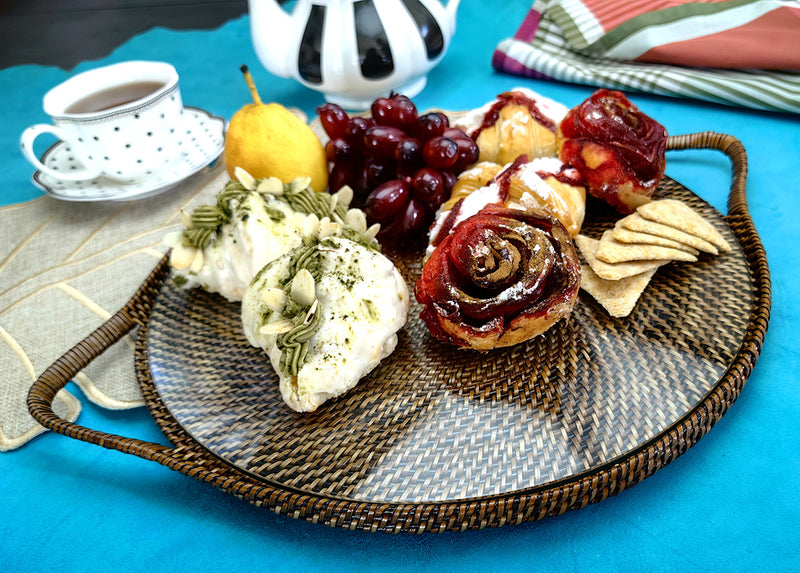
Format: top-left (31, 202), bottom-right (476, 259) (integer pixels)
top-left (32, 107), bottom-right (226, 202)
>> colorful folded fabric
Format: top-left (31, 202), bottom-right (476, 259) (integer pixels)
top-left (493, 0), bottom-right (800, 114)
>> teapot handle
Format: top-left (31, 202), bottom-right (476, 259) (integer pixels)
top-left (444, 0), bottom-right (461, 32)
top-left (247, 0), bottom-right (302, 78)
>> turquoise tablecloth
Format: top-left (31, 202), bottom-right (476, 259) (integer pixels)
top-left (1, 1), bottom-right (798, 570)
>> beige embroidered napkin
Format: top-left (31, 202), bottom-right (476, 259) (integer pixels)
top-left (0, 163), bottom-right (229, 451)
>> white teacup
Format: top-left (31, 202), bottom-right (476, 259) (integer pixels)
top-left (20, 61), bottom-right (184, 183)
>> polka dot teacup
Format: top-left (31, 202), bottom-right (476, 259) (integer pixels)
top-left (20, 61), bottom-right (185, 185)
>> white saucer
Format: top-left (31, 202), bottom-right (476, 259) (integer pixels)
top-left (32, 107), bottom-right (226, 202)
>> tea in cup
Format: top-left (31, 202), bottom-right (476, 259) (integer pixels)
top-left (20, 61), bottom-right (184, 183)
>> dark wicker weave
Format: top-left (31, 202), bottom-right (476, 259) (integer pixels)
top-left (28, 132), bottom-right (770, 533)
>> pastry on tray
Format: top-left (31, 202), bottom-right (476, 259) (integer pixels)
top-left (557, 89), bottom-right (668, 214)
top-left (165, 168), bottom-right (406, 413)
top-left (241, 235), bottom-right (409, 412)
top-left (164, 168), bottom-right (376, 301)
top-left (434, 156), bottom-right (586, 244)
top-left (453, 87), bottom-right (569, 165)
top-left (416, 204), bottom-right (581, 351)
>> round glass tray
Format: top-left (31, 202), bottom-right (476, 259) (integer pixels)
top-left (144, 178), bottom-right (752, 504)
top-left (26, 131), bottom-right (769, 532)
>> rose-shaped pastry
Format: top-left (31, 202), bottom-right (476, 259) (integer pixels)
top-left (557, 89), bottom-right (667, 214)
top-left (415, 205), bottom-right (581, 350)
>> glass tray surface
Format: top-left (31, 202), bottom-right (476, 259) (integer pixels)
top-left (145, 179), bottom-right (752, 504)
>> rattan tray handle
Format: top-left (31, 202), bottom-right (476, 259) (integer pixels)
top-left (26, 131), bottom-right (770, 476)
top-left (27, 254), bottom-right (180, 464)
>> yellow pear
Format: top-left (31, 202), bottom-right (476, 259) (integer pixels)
top-left (224, 66), bottom-right (328, 192)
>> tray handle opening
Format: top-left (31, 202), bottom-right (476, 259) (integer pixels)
top-left (26, 254), bottom-right (177, 464)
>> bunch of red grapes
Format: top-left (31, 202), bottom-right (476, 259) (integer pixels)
top-left (317, 94), bottom-right (479, 244)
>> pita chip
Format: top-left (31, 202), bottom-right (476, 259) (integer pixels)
top-left (612, 223), bottom-right (699, 255)
top-left (575, 234), bottom-right (669, 281)
top-left (580, 263), bottom-right (658, 318)
top-left (595, 231), bottom-right (697, 264)
top-left (618, 213), bottom-right (719, 255)
top-left (636, 199), bottom-right (731, 253)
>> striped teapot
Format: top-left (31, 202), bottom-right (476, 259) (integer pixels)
top-left (247, 0), bottom-right (460, 109)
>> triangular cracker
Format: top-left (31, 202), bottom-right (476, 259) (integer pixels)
top-left (595, 231), bottom-right (697, 264)
top-left (580, 263), bottom-right (658, 317)
top-left (619, 213), bottom-right (718, 255)
top-left (637, 199), bottom-right (730, 253)
top-left (612, 222), bottom-right (699, 255)
top-left (575, 234), bottom-right (668, 281)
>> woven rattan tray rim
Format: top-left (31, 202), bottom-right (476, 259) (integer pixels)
top-left (28, 132), bottom-right (771, 533)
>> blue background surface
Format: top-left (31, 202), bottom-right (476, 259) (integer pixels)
top-left (1, 2), bottom-right (798, 571)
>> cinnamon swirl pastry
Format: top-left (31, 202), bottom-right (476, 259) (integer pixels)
top-left (557, 89), bottom-right (667, 214)
top-left (415, 205), bottom-right (581, 350)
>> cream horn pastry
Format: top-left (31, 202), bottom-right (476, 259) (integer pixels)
top-left (428, 156), bottom-right (586, 260)
top-left (453, 87), bottom-right (569, 165)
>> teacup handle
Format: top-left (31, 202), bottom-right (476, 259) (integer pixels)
top-left (20, 124), bottom-right (103, 181)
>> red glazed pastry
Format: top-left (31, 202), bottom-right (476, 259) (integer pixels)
top-left (557, 89), bottom-right (667, 214)
top-left (415, 205), bottom-right (581, 350)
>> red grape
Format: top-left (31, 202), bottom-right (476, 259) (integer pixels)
top-left (414, 112), bottom-right (446, 141)
top-left (395, 138), bottom-right (423, 171)
top-left (325, 137), bottom-right (352, 162)
top-left (453, 137), bottom-right (479, 170)
top-left (317, 103), bottom-right (350, 138)
top-left (365, 179), bottom-right (411, 223)
top-left (366, 158), bottom-right (396, 189)
top-left (364, 126), bottom-right (405, 158)
top-left (443, 126), bottom-right (471, 141)
top-left (329, 162), bottom-right (354, 193)
top-left (347, 117), bottom-right (375, 149)
top-left (394, 196), bottom-right (429, 240)
top-left (441, 170), bottom-right (458, 193)
top-left (411, 167), bottom-right (444, 204)
top-left (372, 94), bottom-right (418, 131)
top-left (353, 158), bottom-right (373, 197)
top-left (388, 94), bottom-right (418, 131)
top-left (423, 136), bottom-right (458, 170)
top-left (371, 97), bottom-right (394, 126)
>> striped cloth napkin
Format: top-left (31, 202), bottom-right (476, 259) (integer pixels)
top-left (493, 0), bottom-right (800, 114)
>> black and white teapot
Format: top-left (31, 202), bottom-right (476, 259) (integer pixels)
top-left (248, 0), bottom-right (460, 109)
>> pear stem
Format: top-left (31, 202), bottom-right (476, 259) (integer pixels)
top-left (240, 64), bottom-right (262, 106)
